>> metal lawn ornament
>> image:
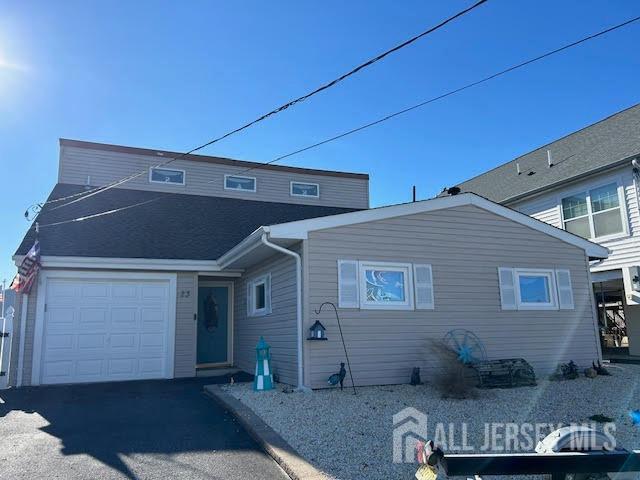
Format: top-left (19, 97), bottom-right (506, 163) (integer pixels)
top-left (442, 329), bottom-right (487, 364)
top-left (315, 302), bottom-right (356, 394)
top-left (328, 362), bottom-right (347, 390)
top-left (253, 336), bottom-right (274, 391)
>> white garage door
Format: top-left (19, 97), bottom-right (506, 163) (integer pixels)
top-left (37, 274), bottom-right (175, 385)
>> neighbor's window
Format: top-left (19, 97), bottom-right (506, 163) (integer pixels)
top-left (561, 182), bottom-right (624, 239)
top-left (359, 262), bottom-right (413, 310)
top-left (248, 274), bottom-right (271, 316)
top-left (290, 181), bottom-right (319, 198)
top-left (515, 269), bottom-right (556, 309)
top-left (149, 167), bottom-right (185, 185)
top-left (225, 175), bottom-right (256, 192)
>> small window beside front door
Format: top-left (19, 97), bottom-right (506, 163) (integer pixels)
top-left (248, 274), bottom-right (271, 316)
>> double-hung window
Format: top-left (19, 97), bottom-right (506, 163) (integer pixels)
top-left (247, 274), bottom-right (271, 316)
top-left (561, 182), bottom-right (625, 240)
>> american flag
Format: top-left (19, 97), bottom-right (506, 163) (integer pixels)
top-left (10, 240), bottom-right (40, 294)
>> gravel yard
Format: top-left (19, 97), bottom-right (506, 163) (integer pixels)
top-left (224, 364), bottom-right (640, 480)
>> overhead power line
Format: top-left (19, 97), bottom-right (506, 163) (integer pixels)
top-left (29, 15), bottom-right (640, 230)
top-left (238, 14), bottom-right (640, 171)
top-left (34, 0), bottom-right (489, 214)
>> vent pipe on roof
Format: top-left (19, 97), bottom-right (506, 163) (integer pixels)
top-left (516, 162), bottom-right (521, 175)
top-left (547, 150), bottom-right (554, 167)
top-left (412, 185), bottom-right (416, 202)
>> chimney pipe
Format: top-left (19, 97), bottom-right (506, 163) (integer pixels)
top-left (412, 185), bottom-right (416, 202)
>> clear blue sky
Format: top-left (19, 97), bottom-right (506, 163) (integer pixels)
top-left (1, 0), bottom-right (639, 284)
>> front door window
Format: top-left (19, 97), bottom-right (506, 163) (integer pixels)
top-left (197, 285), bottom-right (230, 365)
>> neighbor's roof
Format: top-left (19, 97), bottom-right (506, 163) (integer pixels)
top-left (453, 103), bottom-right (640, 203)
top-left (15, 184), bottom-right (357, 260)
top-left (60, 138), bottom-right (369, 180)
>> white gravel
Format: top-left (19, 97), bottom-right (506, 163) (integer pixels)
top-left (224, 364), bottom-right (640, 480)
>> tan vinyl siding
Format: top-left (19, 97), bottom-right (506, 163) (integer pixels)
top-left (59, 146), bottom-right (369, 209)
top-left (305, 204), bottom-right (600, 389)
top-left (234, 248), bottom-right (299, 385)
top-left (175, 272), bottom-right (197, 377)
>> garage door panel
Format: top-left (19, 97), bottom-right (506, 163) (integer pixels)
top-left (47, 307), bottom-right (75, 328)
top-left (141, 285), bottom-right (167, 299)
top-left (139, 358), bottom-right (164, 375)
top-left (40, 276), bottom-right (173, 385)
top-left (78, 308), bottom-right (108, 328)
top-left (108, 358), bottom-right (137, 376)
top-left (76, 359), bottom-right (106, 377)
top-left (81, 283), bottom-right (110, 298)
top-left (110, 334), bottom-right (137, 350)
top-left (77, 333), bottom-right (107, 350)
top-left (111, 307), bottom-right (138, 326)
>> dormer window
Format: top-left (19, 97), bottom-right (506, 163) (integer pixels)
top-left (290, 181), bottom-right (319, 198)
top-left (149, 167), bottom-right (185, 185)
top-left (225, 175), bottom-right (256, 192)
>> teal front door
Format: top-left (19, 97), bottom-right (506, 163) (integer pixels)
top-left (197, 284), bottom-right (230, 365)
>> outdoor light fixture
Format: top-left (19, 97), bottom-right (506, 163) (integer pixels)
top-left (307, 320), bottom-right (327, 340)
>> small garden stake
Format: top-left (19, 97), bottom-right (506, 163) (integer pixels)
top-left (315, 301), bottom-right (357, 395)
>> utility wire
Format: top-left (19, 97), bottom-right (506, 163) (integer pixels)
top-left (236, 14), bottom-right (640, 172)
top-left (29, 15), bottom-right (640, 230)
top-left (35, 0), bottom-right (489, 213)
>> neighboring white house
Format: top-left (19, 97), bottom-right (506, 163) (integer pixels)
top-left (453, 103), bottom-right (640, 358)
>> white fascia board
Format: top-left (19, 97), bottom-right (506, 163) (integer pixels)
top-left (216, 227), bottom-right (267, 269)
top-left (265, 193), bottom-right (609, 259)
top-left (12, 255), bottom-right (224, 272)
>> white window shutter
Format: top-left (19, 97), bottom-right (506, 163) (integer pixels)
top-left (414, 264), bottom-right (434, 310)
top-left (338, 260), bottom-right (359, 308)
top-left (498, 268), bottom-right (517, 310)
top-left (556, 269), bottom-right (574, 310)
top-left (264, 274), bottom-right (272, 314)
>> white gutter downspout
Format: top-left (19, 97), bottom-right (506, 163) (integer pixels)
top-left (260, 233), bottom-right (310, 392)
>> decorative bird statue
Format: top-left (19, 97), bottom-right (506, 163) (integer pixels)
top-left (593, 360), bottom-right (611, 376)
top-left (328, 362), bottom-right (347, 390)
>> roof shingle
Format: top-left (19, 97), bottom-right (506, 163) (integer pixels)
top-left (15, 184), bottom-right (358, 260)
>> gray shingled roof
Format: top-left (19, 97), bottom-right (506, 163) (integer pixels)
top-left (15, 184), bottom-right (358, 260)
top-left (453, 103), bottom-right (640, 203)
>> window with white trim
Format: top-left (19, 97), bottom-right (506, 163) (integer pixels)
top-left (149, 167), bottom-right (185, 185)
top-left (498, 267), bottom-right (573, 310)
top-left (247, 273), bottom-right (271, 316)
top-left (225, 175), bottom-right (256, 192)
top-left (359, 261), bottom-right (413, 310)
top-left (337, 260), bottom-right (433, 310)
top-left (561, 182), bottom-right (625, 240)
top-left (290, 181), bottom-right (319, 198)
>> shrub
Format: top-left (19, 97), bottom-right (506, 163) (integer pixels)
top-left (426, 339), bottom-right (478, 399)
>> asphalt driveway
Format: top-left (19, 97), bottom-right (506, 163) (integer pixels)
top-left (0, 376), bottom-right (290, 480)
